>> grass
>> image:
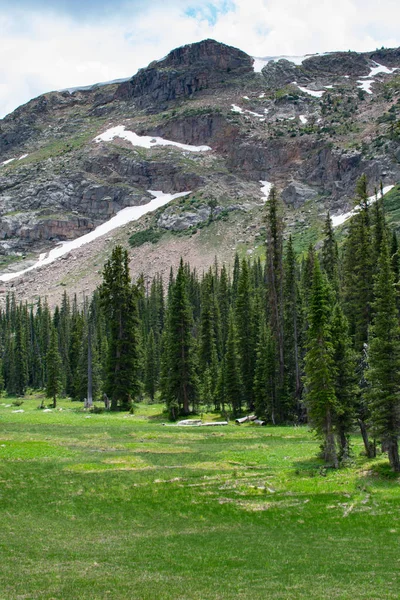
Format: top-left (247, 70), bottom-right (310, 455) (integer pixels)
top-left (0, 393), bottom-right (399, 599)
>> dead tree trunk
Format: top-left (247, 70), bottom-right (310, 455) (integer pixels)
top-left (358, 419), bottom-right (376, 458)
top-left (387, 437), bottom-right (400, 472)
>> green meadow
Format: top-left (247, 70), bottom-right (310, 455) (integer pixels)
top-left (0, 395), bottom-right (399, 600)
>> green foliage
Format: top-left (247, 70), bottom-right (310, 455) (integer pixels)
top-left (161, 259), bottom-right (198, 418)
top-left (367, 237), bottom-right (400, 471)
top-left (254, 319), bottom-right (277, 421)
top-left (222, 310), bottom-right (243, 416)
top-left (46, 326), bottom-right (62, 407)
top-left (304, 258), bottom-right (339, 467)
top-left (129, 227), bottom-right (163, 247)
top-left (100, 246), bottom-right (141, 410)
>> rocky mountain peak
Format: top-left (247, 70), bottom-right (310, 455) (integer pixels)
top-left (115, 39), bottom-right (254, 109)
top-left (154, 38), bottom-right (253, 72)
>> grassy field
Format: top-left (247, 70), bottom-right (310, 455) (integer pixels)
top-left (0, 395), bottom-right (399, 600)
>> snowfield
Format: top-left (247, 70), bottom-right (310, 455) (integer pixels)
top-left (294, 84), bottom-right (325, 98)
top-left (94, 126), bottom-right (211, 152)
top-left (0, 190), bottom-right (190, 282)
top-left (1, 154), bottom-right (28, 166)
top-left (331, 185), bottom-right (395, 228)
top-left (357, 80), bottom-right (374, 94)
top-left (260, 181), bottom-right (273, 201)
top-left (357, 62), bottom-right (397, 95)
top-left (231, 105), bottom-right (267, 120)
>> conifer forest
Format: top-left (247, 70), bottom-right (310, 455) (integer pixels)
top-left (2, 176), bottom-right (400, 472)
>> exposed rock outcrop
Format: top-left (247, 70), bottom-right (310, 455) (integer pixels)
top-left (115, 39), bottom-right (254, 110)
top-left (281, 181), bottom-right (319, 207)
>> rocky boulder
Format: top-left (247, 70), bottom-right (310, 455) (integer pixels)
top-left (301, 52), bottom-right (371, 78)
top-left (261, 59), bottom-right (303, 88)
top-left (157, 205), bottom-right (211, 231)
top-left (281, 181), bottom-right (319, 208)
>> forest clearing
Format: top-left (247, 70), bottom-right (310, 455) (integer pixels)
top-left (0, 394), bottom-right (399, 600)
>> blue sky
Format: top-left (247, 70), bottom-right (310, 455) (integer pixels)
top-left (0, 0), bottom-right (399, 119)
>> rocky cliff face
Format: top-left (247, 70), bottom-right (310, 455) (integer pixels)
top-left (115, 39), bottom-right (254, 110)
top-left (0, 38), bottom-right (399, 280)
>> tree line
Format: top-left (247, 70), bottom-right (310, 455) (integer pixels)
top-left (1, 175), bottom-right (400, 471)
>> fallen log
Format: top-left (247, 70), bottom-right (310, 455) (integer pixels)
top-left (248, 415), bottom-right (257, 421)
top-left (177, 419), bottom-right (202, 426)
top-left (202, 421), bottom-right (229, 426)
top-left (254, 419), bottom-right (266, 426)
top-left (235, 416), bottom-right (249, 425)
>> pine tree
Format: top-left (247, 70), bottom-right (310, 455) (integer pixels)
top-left (162, 259), bottom-right (198, 419)
top-left (331, 303), bottom-right (356, 459)
top-left (14, 307), bottom-right (28, 396)
top-left (198, 270), bottom-right (218, 373)
top-left (235, 259), bottom-right (255, 409)
top-left (283, 236), bottom-right (303, 419)
top-left (218, 264), bottom-right (230, 354)
top-left (367, 237), bottom-right (400, 471)
top-left (304, 258), bottom-right (339, 467)
top-left (253, 319), bottom-right (277, 422)
top-left (223, 309), bottom-right (242, 416)
top-left (265, 186), bottom-right (285, 419)
top-left (100, 246), bottom-right (141, 411)
top-left (144, 329), bottom-right (158, 402)
top-left (231, 253), bottom-right (240, 303)
top-left (46, 326), bottom-right (62, 408)
top-left (321, 212), bottom-right (339, 293)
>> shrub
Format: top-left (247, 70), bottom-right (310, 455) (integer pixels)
top-left (90, 405), bottom-right (105, 414)
top-left (129, 228), bottom-right (163, 248)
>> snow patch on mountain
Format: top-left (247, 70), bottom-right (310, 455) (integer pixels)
top-left (357, 80), bottom-right (374, 94)
top-left (231, 105), bottom-right (266, 120)
top-left (294, 83), bottom-right (325, 98)
top-left (1, 154), bottom-right (29, 166)
top-left (260, 181), bottom-right (273, 201)
top-left (367, 62), bottom-right (396, 77)
top-left (94, 126), bottom-right (211, 152)
top-left (331, 185), bottom-right (395, 227)
top-left (0, 190), bottom-right (190, 282)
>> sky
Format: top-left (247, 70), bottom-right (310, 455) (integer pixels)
top-left (0, 0), bottom-right (399, 119)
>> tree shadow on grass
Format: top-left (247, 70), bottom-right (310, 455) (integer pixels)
top-left (292, 456), bottom-right (326, 476)
top-left (356, 458), bottom-right (400, 487)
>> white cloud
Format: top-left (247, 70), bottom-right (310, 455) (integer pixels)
top-left (0, 0), bottom-right (399, 120)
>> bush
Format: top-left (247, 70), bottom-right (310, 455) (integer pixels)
top-left (90, 405), bottom-right (105, 414)
top-left (129, 228), bottom-right (163, 248)
top-left (12, 399), bottom-right (24, 407)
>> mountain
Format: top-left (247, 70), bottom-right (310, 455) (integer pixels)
top-left (0, 38), bottom-right (399, 304)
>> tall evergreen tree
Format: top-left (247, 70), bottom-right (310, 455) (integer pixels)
top-left (14, 307), bottom-right (28, 396)
top-left (367, 237), bottom-right (400, 471)
top-left (330, 303), bottom-right (356, 459)
top-left (253, 319), bottom-right (277, 422)
top-left (144, 329), bottom-right (158, 402)
top-left (265, 186), bottom-right (285, 418)
top-left (100, 246), bottom-right (140, 410)
top-left (46, 325), bottom-right (62, 408)
top-left (304, 258), bottom-right (339, 467)
top-left (161, 259), bottom-right (198, 418)
top-left (223, 309), bottom-right (242, 416)
top-left (321, 212), bottom-right (339, 293)
top-left (235, 259), bottom-right (255, 410)
top-left (283, 236), bottom-right (303, 419)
